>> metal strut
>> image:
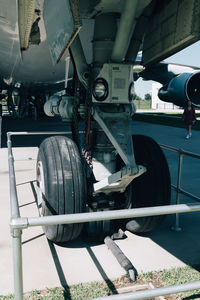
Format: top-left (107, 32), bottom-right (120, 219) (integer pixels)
top-left (92, 104), bottom-right (146, 194)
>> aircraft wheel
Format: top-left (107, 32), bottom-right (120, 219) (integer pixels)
top-left (36, 136), bottom-right (86, 243)
top-left (125, 135), bottom-right (171, 233)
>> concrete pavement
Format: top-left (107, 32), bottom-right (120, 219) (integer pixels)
top-left (1, 119), bottom-right (200, 296)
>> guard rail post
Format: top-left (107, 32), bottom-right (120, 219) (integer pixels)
top-left (11, 228), bottom-right (23, 300)
top-left (0, 116), bottom-right (2, 148)
top-left (0, 103), bottom-right (2, 148)
top-left (172, 149), bottom-right (183, 231)
top-left (8, 132), bottom-right (24, 300)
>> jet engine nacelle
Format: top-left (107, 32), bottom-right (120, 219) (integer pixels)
top-left (158, 71), bottom-right (200, 107)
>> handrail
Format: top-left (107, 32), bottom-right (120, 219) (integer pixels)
top-left (9, 203), bottom-right (200, 230)
top-left (160, 143), bottom-right (200, 159)
top-left (7, 131), bottom-right (200, 300)
top-left (160, 143), bottom-right (200, 230)
top-left (171, 184), bottom-right (200, 203)
top-left (93, 281), bottom-right (200, 300)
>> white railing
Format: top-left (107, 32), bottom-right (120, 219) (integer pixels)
top-left (7, 131), bottom-right (200, 300)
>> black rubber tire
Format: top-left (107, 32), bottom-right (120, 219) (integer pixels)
top-left (36, 136), bottom-right (86, 243)
top-left (125, 134), bottom-right (171, 233)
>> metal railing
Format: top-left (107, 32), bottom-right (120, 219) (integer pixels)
top-left (7, 131), bottom-right (200, 300)
top-left (160, 144), bottom-right (200, 231)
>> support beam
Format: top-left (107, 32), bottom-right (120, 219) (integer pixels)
top-left (70, 35), bottom-right (88, 88)
top-left (111, 0), bottom-right (138, 62)
top-left (125, 0), bottom-right (156, 63)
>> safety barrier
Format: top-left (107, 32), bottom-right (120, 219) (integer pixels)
top-left (7, 131), bottom-right (200, 300)
top-left (0, 116), bottom-right (2, 148)
top-left (160, 144), bottom-right (200, 231)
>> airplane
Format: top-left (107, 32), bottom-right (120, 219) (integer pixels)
top-left (3, 0), bottom-right (200, 243)
top-left (138, 61), bottom-right (200, 107)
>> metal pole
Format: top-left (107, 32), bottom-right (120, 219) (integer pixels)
top-left (171, 184), bottom-right (200, 202)
top-left (111, 0), bottom-right (138, 62)
top-left (92, 280), bottom-right (200, 300)
top-left (7, 133), bottom-right (24, 299)
top-left (70, 35), bottom-right (88, 88)
top-left (12, 230), bottom-right (23, 300)
top-left (7, 130), bottom-right (86, 137)
top-left (10, 203), bottom-right (200, 230)
top-left (160, 144), bottom-right (200, 159)
top-left (7, 135), bottom-right (20, 218)
top-left (7, 131), bottom-right (71, 136)
top-left (0, 116), bottom-right (2, 148)
top-left (172, 151), bottom-right (183, 231)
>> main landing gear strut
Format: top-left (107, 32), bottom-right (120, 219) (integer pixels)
top-left (37, 12), bottom-right (171, 243)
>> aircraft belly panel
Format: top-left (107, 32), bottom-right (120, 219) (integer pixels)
top-left (0, 0), bottom-right (66, 87)
top-left (0, 0), bottom-right (21, 82)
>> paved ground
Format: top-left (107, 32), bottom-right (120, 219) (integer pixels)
top-left (1, 116), bottom-right (200, 296)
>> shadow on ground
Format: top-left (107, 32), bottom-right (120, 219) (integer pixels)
top-left (1, 116), bottom-right (69, 147)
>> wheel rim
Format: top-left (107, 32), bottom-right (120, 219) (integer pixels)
top-left (36, 160), bottom-right (45, 216)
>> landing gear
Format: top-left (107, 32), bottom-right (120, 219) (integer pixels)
top-left (36, 136), bottom-right (86, 243)
top-left (125, 135), bottom-right (171, 233)
top-left (39, 9), bottom-right (172, 241)
top-left (37, 131), bottom-right (171, 243)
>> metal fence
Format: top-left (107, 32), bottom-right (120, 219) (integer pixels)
top-left (7, 131), bottom-right (200, 300)
top-left (160, 144), bottom-right (200, 231)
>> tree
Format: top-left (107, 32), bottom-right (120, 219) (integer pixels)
top-left (144, 93), bottom-right (151, 101)
top-left (133, 93), bottom-right (141, 100)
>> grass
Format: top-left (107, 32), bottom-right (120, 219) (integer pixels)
top-left (1, 265), bottom-right (200, 300)
top-left (133, 100), bottom-right (151, 110)
top-left (133, 111), bottom-right (200, 130)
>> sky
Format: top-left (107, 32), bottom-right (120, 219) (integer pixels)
top-left (135, 40), bottom-right (200, 98)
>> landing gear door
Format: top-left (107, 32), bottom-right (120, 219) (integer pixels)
top-left (43, 0), bottom-right (81, 64)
